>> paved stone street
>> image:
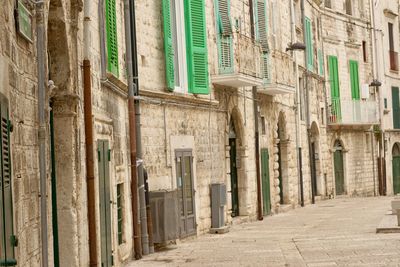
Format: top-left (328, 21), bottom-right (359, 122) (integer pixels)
top-left (126, 197), bottom-right (400, 267)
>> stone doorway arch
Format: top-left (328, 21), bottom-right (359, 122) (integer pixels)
top-left (310, 122), bottom-right (323, 198)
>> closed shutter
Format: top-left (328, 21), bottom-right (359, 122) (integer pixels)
top-left (255, 0), bottom-right (269, 52)
top-left (349, 60), bottom-right (360, 100)
top-left (216, 0), bottom-right (233, 73)
top-left (105, 0), bottom-right (119, 77)
top-left (263, 52), bottom-right (270, 83)
top-left (162, 0), bottom-right (175, 91)
top-left (217, 0), bottom-right (232, 35)
top-left (0, 95), bottom-right (16, 266)
top-left (305, 17), bottom-right (313, 71)
top-left (328, 56), bottom-right (341, 120)
top-left (392, 87), bottom-right (400, 129)
top-left (185, 0), bottom-right (209, 94)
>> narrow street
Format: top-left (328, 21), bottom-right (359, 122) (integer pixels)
top-left (126, 197), bottom-right (400, 267)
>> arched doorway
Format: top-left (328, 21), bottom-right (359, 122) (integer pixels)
top-left (277, 112), bottom-right (289, 204)
top-left (310, 122), bottom-right (321, 199)
top-left (392, 143), bottom-right (400, 195)
top-left (333, 140), bottom-right (345, 195)
top-left (229, 120), bottom-right (239, 216)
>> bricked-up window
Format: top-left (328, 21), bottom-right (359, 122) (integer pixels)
top-left (325, 0), bottom-right (331, 8)
top-left (261, 116), bottom-right (266, 135)
top-left (345, 0), bottom-right (352, 15)
top-left (117, 183), bottom-right (124, 245)
top-left (162, 0), bottom-right (209, 94)
top-left (0, 94), bottom-right (17, 265)
top-left (362, 41), bottom-right (367, 62)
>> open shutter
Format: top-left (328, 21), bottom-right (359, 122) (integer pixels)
top-left (162, 0), bottom-right (175, 91)
top-left (349, 60), bottom-right (360, 100)
top-left (305, 17), bottom-right (313, 71)
top-left (255, 0), bottom-right (269, 52)
top-left (185, 0), bottom-right (209, 94)
top-left (263, 53), bottom-right (270, 83)
top-left (392, 87), bottom-right (400, 129)
top-left (105, 0), bottom-right (119, 77)
top-left (217, 0), bottom-right (232, 35)
top-left (0, 95), bottom-right (16, 266)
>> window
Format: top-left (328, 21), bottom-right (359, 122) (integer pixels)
top-left (105, 0), bottom-right (119, 77)
top-left (254, 0), bottom-right (270, 83)
top-left (325, 0), bottom-right (331, 8)
top-left (163, 0), bottom-right (209, 94)
top-left (345, 0), bottom-right (352, 15)
top-left (392, 87), bottom-right (400, 129)
top-left (305, 17), bottom-right (313, 71)
top-left (384, 98), bottom-right (388, 109)
top-left (389, 23), bottom-right (394, 51)
top-left (388, 23), bottom-right (398, 71)
top-left (215, 0), bottom-right (233, 74)
top-left (328, 56), bottom-right (341, 121)
top-left (362, 41), bottom-right (367, 62)
top-left (321, 107), bottom-right (325, 125)
top-left (117, 183), bottom-right (124, 245)
top-left (0, 94), bottom-right (16, 265)
top-left (349, 60), bottom-right (360, 100)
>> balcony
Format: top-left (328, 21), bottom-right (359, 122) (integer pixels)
top-left (212, 32), bottom-right (264, 88)
top-left (389, 50), bottom-right (399, 72)
top-left (328, 99), bottom-right (378, 128)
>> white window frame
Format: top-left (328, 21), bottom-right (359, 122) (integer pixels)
top-left (171, 0), bottom-right (188, 93)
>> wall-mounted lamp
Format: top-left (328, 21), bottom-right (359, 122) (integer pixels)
top-left (369, 79), bottom-right (382, 87)
top-left (286, 42), bottom-right (306, 52)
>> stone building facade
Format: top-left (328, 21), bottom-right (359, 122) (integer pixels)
top-left (0, 0), bottom-right (398, 266)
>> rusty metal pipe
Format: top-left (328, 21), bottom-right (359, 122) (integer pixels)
top-left (83, 59), bottom-right (98, 267)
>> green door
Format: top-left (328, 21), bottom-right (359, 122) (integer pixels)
top-left (334, 148), bottom-right (345, 195)
top-left (229, 138), bottom-right (239, 217)
top-left (261, 149), bottom-right (271, 215)
top-left (393, 143), bottom-right (400, 195)
top-left (277, 138), bottom-right (283, 204)
top-left (98, 140), bottom-right (112, 267)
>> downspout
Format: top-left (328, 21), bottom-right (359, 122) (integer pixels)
top-left (36, 1), bottom-right (48, 266)
top-left (123, 0), bottom-right (142, 259)
top-left (83, 0), bottom-right (98, 265)
top-left (301, 0), bottom-right (315, 204)
top-left (370, 0), bottom-right (385, 195)
top-left (129, 0), bottom-right (150, 253)
top-left (249, 0), bottom-right (263, 220)
top-left (290, 0), bottom-right (304, 207)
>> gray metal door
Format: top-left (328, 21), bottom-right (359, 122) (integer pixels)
top-left (98, 140), bottom-right (112, 267)
top-left (176, 150), bottom-right (196, 237)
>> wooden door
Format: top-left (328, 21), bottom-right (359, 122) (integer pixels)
top-left (176, 150), bottom-right (196, 237)
top-left (261, 149), bottom-right (271, 215)
top-left (334, 149), bottom-right (345, 195)
top-left (229, 139), bottom-right (239, 217)
top-left (98, 140), bottom-right (112, 267)
top-left (393, 143), bottom-right (400, 195)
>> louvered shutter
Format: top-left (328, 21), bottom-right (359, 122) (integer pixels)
top-left (162, 0), bottom-right (175, 91)
top-left (0, 95), bottom-right (16, 266)
top-left (349, 60), bottom-right (360, 100)
top-left (328, 56), bottom-right (341, 120)
top-left (305, 17), bottom-right (313, 71)
top-left (263, 52), bottom-right (270, 83)
top-left (105, 0), bottom-right (119, 77)
top-left (218, 36), bottom-right (233, 73)
top-left (392, 87), bottom-right (400, 129)
top-left (218, 0), bottom-right (232, 35)
top-left (185, 0), bottom-right (209, 94)
top-left (255, 0), bottom-right (269, 52)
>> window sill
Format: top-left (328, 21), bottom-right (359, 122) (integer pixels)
top-left (101, 72), bottom-right (128, 97)
top-left (139, 89), bottom-right (219, 106)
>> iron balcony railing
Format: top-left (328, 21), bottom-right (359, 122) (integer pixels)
top-left (389, 50), bottom-right (399, 71)
top-left (328, 99), bottom-right (378, 125)
top-left (217, 32), bottom-right (263, 79)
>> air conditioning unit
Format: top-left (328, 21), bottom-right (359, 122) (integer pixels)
top-left (149, 190), bottom-right (179, 244)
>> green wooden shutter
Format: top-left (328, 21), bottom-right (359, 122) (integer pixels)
top-left (328, 56), bottom-right (341, 120)
top-left (263, 52), bottom-right (270, 83)
top-left (392, 87), bottom-right (400, 129)
top-left (162, 0), bottom-right (175, 91)
top-left (105, 0), bottom-right (119, 77)
top-left (0, 95), bottom-right (16, 266)
top-left (349, 60), bottom-right (360, 100)
top-left (305, 17), bottom-right (313, 71)
top-left (215, 0), bottom-right (233, 73)
top-left (254, 0), bottom-right (269, 52)
top-left (185, 0), bottom-right (209, 94)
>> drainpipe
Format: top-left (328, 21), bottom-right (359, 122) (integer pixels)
top-left (83, 0), bottom-right (98, 265)
top-left (35, 1), bottom-right (48, 266)
top-left (301, 0), bottom-right (315, 204)
top-left (249, 0), bottom-right (263, 220)
top-left (124, 0), bottom-right (142, 259)
top-left (129, 0), bottom-right (150, 253)
top-left (370, 0), bottom-right (385, 195)
top-left (290, 0), bottom-right (304, 207)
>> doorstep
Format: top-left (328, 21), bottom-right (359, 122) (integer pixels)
top-left (376, 214), bottom-right (400, 233)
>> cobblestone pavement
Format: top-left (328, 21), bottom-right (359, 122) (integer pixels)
top-left (125, 197), bottom-right (400, 267)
